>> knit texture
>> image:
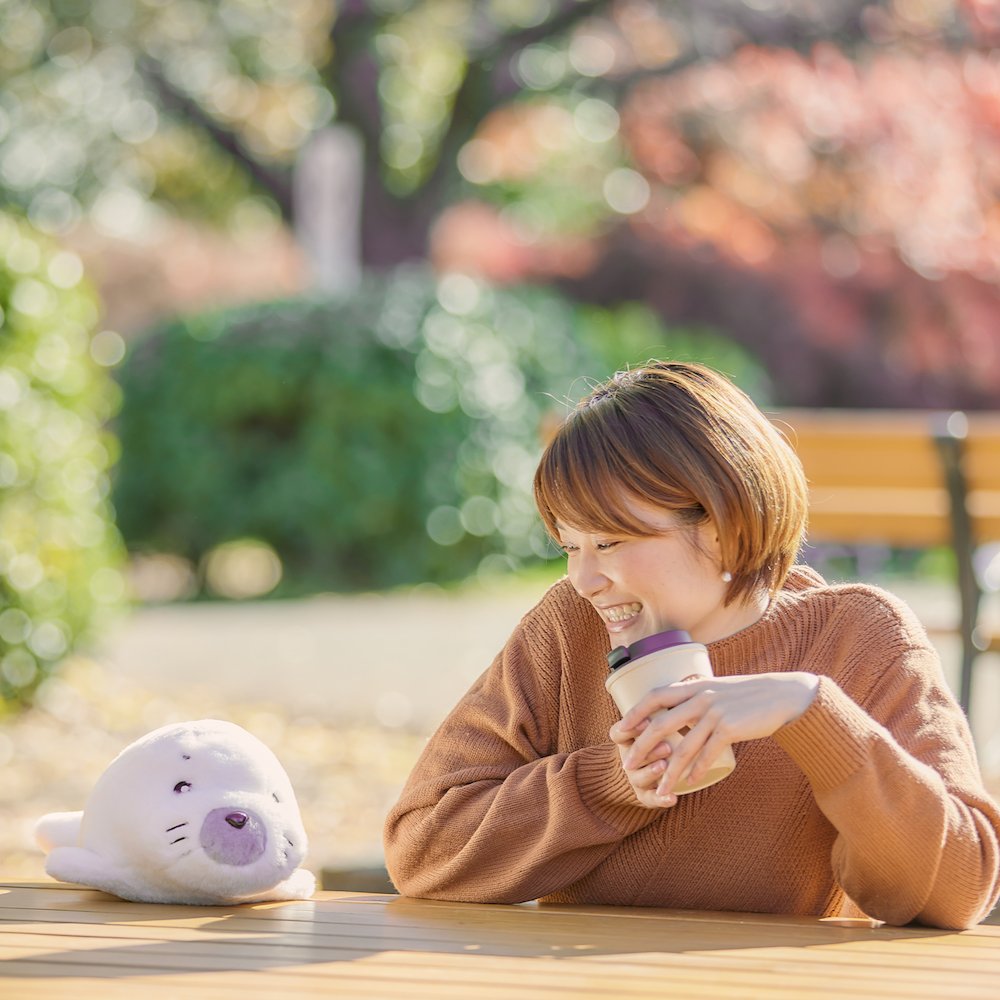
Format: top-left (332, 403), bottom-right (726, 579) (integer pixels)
top-left (383, 567), bottom-right (1000, 928)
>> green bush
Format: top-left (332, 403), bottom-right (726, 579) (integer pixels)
top-left (114, 268), bottom-right (763, 595)
top-left (0, 214), bottom-right (126, 713)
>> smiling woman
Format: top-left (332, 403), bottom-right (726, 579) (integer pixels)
top-left (383, 360), bottom-right (1000, 930)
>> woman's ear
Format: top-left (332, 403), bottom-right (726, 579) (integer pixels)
top-left (694, 518), bottom-right (725, 570)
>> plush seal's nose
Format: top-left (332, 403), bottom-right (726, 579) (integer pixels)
top-left (200, 807), bottom-right (267, 866)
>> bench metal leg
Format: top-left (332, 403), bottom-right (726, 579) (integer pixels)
top-left (934, 421), bottom-right (980, 715)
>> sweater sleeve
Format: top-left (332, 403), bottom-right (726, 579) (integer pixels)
top-left (382, 600), bottom-right (662, 903)
top-left (774, 645), bottom-right (1000, 930)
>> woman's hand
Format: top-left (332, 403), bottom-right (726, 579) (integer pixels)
top-left (609, 672), bottom-right (819, 806)
top-left (612, 734), bottom-right (681, 809)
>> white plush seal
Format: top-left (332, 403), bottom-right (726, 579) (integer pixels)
top-left (35, 719), bottom-right (316, 905)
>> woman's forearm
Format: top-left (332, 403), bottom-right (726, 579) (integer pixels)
top-left (384, 741), bottom-right (659, 902)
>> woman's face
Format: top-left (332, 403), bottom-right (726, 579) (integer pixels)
top-left (558, 498), bottom-right (764, 646)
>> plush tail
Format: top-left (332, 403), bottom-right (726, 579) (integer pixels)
top-left (34, 812), bottom-right (83, 852)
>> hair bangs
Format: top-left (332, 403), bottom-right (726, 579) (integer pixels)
top-left (535, 411), bottom-right (677, 540)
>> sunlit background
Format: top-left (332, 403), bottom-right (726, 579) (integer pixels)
top-left (2, 0), bottom-right (1000, 883)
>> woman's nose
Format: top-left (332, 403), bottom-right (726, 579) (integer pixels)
top-left (568, 551), bottom-right (608, 599)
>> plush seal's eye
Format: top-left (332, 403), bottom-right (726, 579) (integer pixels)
top-left (173, 781), bottom-right (192, 794)
top-left (272, 792), bottom-right (280, 803)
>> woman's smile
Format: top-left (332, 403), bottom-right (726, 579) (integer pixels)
top-left (599, 602), bottom-right (642, 625)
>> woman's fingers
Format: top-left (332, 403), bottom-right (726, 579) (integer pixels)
top-left (684, 731), bottom-right (734, 785)
top-left (618, 682), bottom-right (696, 733)
top-left (631, 763), bottom-right (679, 809)
top-left (625, 702), bottom-right (701, 769)
top-left (655, 715), bottom-right (714, 795)
top-left (627, 739), bottom-right (673, 772)
top-left (609, 715), bottom-right (650, 745)
top-left (628, 756), bottom-right (668, 790)
top-left (614, 736), bottom-right (677, 808)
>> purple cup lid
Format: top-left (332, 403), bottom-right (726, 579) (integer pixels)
top-left (607, 628), bottom-right (693, 671)
top-left (627, 629), bottom-right (693, 659)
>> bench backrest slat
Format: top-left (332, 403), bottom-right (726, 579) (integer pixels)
top-left (770, 409), bottom-right (1000, 547)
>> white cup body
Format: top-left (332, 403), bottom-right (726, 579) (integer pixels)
top-left (605, 642), bottom-right (736, 794)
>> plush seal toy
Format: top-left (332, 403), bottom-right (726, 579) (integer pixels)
top-left (34, 719), bottom-right (316, 905)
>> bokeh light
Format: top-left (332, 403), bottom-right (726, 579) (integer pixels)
top-left (204, 539), bottom-right (283, 599)
top-left (603, 167), bottom-right (651, 214)
top-left (425, 505), bottom-right (465, 547)
top-left (126, 553), bottom-right (197, 603)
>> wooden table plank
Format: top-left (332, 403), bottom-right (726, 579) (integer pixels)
top-left (2, 881), bottom-right (998, 1000)
top-left (4, 914), bottom-right (1000, 971)
top-left (4, 930), bottom-right (1000, 990)
top-left (1, 957), bottom-right (991, 1000)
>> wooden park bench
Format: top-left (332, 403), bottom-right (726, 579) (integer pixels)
top-left (771, 409), bottom-right (1000, 714)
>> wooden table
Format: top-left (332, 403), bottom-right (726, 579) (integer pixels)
top-left (2, 881), bottom-right (998, 999)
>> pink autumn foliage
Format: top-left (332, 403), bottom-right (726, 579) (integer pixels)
top-left (434, 32), bottom-right (1000, 405)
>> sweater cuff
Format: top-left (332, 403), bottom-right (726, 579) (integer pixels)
top-left (574, 743), bottom-right (664, 835)
top-left (773, 675), bottom-right (881, 793)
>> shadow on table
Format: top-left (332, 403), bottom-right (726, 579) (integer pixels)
top-left (0, 884), bottom-right (970, 981)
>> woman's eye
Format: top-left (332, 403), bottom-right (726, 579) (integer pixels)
top-left (596, 541), bottom-right (620, 551)
top-left (173, 781), bottom-right (192, 794)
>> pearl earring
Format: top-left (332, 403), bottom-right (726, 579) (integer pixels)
top-left (721, 571), bottom-right (733, 583)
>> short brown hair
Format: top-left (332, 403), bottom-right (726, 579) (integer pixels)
top-left (533, 361), bottom-right (808, 605)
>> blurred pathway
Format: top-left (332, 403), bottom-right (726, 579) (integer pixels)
top-left (93, 576), bottom-right (1000, 762)
top-left (93, 579), bottom-right (555, 736)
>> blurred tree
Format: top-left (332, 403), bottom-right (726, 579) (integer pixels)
top-left (0, 0), bottom-right (330, 232)
top-left (113, 270), bottom-right (761, 595)
top-left (0, 1), bottom-right (892, 251)
top-left (0, 212), bottom-right (125, 712)
top-left (3, 1), bottom-right (999, 405)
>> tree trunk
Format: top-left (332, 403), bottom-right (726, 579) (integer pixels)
top-left (356, 165), bottom-right (438, 270)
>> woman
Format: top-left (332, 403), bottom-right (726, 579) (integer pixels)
top-left (383, 361), bottom-right (1000, 928)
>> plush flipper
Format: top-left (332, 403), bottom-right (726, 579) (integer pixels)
top-left (34, 812), bottom-right (83, 852)
top-left (242, 867), bottom-right (316, 903)
top-left (43, 846), bottom-right (149, 900)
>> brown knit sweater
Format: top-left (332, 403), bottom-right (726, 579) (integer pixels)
top-left (383, 567), bottom-right (1000, 928)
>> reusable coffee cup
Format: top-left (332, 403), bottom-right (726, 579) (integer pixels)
top-left (606, 628), bottom-right (736, 794)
